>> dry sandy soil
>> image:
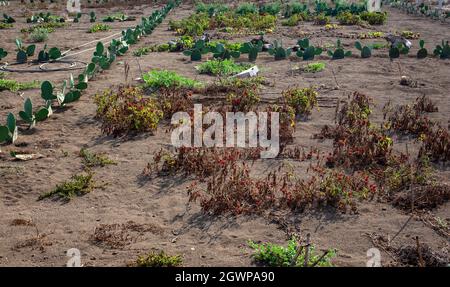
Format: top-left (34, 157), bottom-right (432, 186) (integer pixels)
top-left (0, 1), bottom-right (449, 266)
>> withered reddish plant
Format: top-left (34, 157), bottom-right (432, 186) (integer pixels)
top-left (280, 167), bottom-right (377, 214)
top-left (188, 162), bottom-right (278, 215)
top-left (143, 147), bottom-right (260, 179)
top-left (418, 126), bottom-right (450, 162)
top-left (156, 87), bottom-right (194, 119)
top-left (315, 92), bottom-right (393, 169)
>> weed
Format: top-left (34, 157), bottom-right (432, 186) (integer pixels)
top-left (142, 70), bottom-right (202, 90)
top-left (39, 172), bottom-right (95, 201)
top-left (88, 23), bottom-right (111, 33)
top-left (282, 87), bottom-right (318, 117)
top-left (248, 237), bottom-right (336, 267)
top-left (360, 11), bottom-right (387, 25)
top-left (313, 13), bottom-right (330, 25)
top-left (236, 2), bottom-right (258, 15)
top-left (29, 28), bottom-right (49, 42)
top-left (0, 79), bottom-right (40, 92)
top-left (136, 251), bottom-right (182, 267)
top-left (94, 86), bottom-right (163, 136)
top-left (196, 59), bottom-right (252, 76)
top-left (337, 11), bottom-right (361, 25)
top-left (21, 22), bottom-right (65, 33)
top-left (0, 23), bottom-right (12, 29)
top-left (303, 62), bottom-right (325, 73)
top-left (79, 148), bottom-right (116, 168)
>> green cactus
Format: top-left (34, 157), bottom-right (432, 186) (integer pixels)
top-left (0, 48), bottom-right (7, 61)
top-left (19, 98), bottom-right (49, 129)
top-left (433, 40), bottom-right (450, 59)
top-left (354, 41), bottom-right (372, 58)
top-left (417, 40), bottom-right (428, 59)
top-left (211, 43), bottom-right (240, 60)
top-left (183, 40), bottom-right (210, 61)
top-left (327, 39), bottom-right (351, 60)
top-left (240, 41), bottom-right (263, 62)
top-left (74, 12), bottom-right (82, 23)
top-left (268, 40), bottom-right (292, 60)
top-left (90, 11), bottom-right (96, 23)
top-left (41, 80), bottom-right (57, 110)
top-left (15, 39), bottom-right (36, 63)
top-left (0, 113), bottom-right (18, 144)
top-left (296, 38), bottom-right (322, 60)
top-left (389, 43), bottom-right (409, 59)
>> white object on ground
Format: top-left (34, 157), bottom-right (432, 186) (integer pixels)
top-left (233, 66), bottom-right (259, 78)
top-left (66, 0), bottom-right (81, 13)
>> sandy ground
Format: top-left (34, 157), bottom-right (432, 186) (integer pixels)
top-left (0, 2), bottom-right (449, 266)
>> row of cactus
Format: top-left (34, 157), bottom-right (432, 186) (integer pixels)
top-left (0, 0), bottom-right (181, 146)
top-left (182, 37), bottom-right (449, 62)
top-left (74, 12), bottom-right (96, 23)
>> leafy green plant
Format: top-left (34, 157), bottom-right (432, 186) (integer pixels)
top-left (136, 251), bottom-right (182, 267)
top-left (303, 62), bottom-right (325, 73)
top-left (417, 40), bottom-right (428, 59)
top-left (196, 59), bottom-right (252, 76)
top-left (18, 98), bottom-right (49, 129)
top-left (183, 39), bottom-right (210, 61)
top-left (27, 12), bottom-right (64, 24)
top-left (39, 172), bottom-right (95, 201)
top-left (0, 48), bottom-right (8, 61)
top-left (296, 38), bottom-right (323, 60)
top-left (169, 13), bottom-right (210, 36)
top-left (248, 237), bottom-right (335, 267)
top-left (268, 40), bottom-right (292, 60)
top-left (0, 22), bottom-right (13, 29)
top-left (0, 79), bottom-right (39, 92)
top-left (283, 1), bottom-right (309, 18)
top-left (95, 86), bottom-right (163, 136)
top-left (433, 40), bottom-right (450, 59)
top-left (0, 113), bottom-right (18, 144)
top-left (40, 80), bottom-right (57, 113)
top-left (282, 87), bottom-right (318, 116)
top-left (360, 11), bottom-right (387, 25)
top-left (91, 42), bottom-right (115, 70)
top-left (79, 148), bottom-right (116, 167)
top-left (240, 41), bottom-right (263, 62)
top-left (313, 13), bottom-right (330, 25)
top-left (108, 39), bottom-right (129, 56)
top-left (20, 22), bottom-right (65, 34)
top-left (15, 39), bottom-right (36, 63)
top-left (354, 41), bottom-right (372, 58)
top-left (210, 43), bottom-right (240, 60)
top-left (88, 23), bottom-right (110, 33)
top-left (259, 2), bottom-right (281, 16)
top-left (103, 12), bottom-right (135, 22)
top-left (337, 11), bottom-right (361, 25)
top-left (55, 78), bottom-right (82, 107)
top-left (143, 70), bottom-right (202, 90)
top-left (327, 39), bottom-right (351, 59)
top-left (236, 2), bottom-right (258, 15)
top-left (29, 28), bottom-right (49, 42)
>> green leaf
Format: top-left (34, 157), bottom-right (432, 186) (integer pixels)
top-left (354, 41), bottom-right (362, 51)
top-left (48, 47), bottom-right (61, 60)
top-left (419, 40), bottom-right (424, 49)
top-left (24, 98), bottom-right (32, 117)
top-left (6, 113), bottom-right (16, 133)
top-left (26, 45), bottom-right (36, 56)
top-left (19, 111), bottom-right (33, 124)
top-left (35, 108), bottom-right (49, 122)
top-left (75, 82), bottom-right (88, 90)
top-left (417, 48), bottom-right (427, 59)
top-left (17, 50), bottom-right (27, 63)
top-left (0, 126), bottom-right (9, 142)
top-left (191, 50), bottom-right (202, 61)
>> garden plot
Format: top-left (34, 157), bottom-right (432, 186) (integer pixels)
top-left (0, 1), bottom-right (449, 267)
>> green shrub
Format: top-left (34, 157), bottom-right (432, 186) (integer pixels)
top-left (282, 87), bottom-right (318, 116)
top-left (248, 237), bottom-right (336, 267)
top-left (303, 62), bottom-right (325, 73)
top-left (29, 28), bottom-right (49, 42)
top-left (259, 2), bottom-right (281, 16)
top-left (169, 13), bottom-right (210, 36)
top-left (88, 23), bottom-right (111, 33)
top-left (313, 13), bottom-right (330, 25)
top-left (360, 11), bottom-right (387, 25)
top-left (21, 22), bottom-right (65, 33)
top-left (236, 2), bottom-right (258, 15)
top-left (337, 11), bottom-right (361, 25)
top-left (0, 79), bottom-right (40, 92)
top-left (136, 251), bottom-right (183, 267)
top-left (195, 2), bottom-right (229, 16)
top-left (196, 59), bottom-right (252, 76)
top-left (143, 70), bottom-right (202, 90)
top-left (39, 172), bottom-right (95, 201)
top-left (94, 86), bottom-right (163, 136)
top-left (79, 148), bottom-right (117, 168)
top-left (0, 23), bottom-right (13, 29)
top-left (283, 1), bottom-right (309, 18)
